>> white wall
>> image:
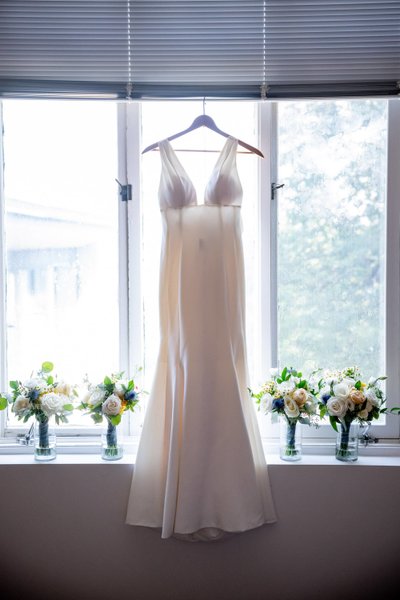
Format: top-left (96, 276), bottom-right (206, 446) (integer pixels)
top-left (1, 462), bottom-right (399, 600)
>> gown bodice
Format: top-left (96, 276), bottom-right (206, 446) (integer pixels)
top-left (158, 136), bottom-right (243, 210)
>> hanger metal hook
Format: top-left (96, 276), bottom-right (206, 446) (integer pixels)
top-left (202, 97), bottom-right (206, 115)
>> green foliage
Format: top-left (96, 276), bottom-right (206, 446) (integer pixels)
top-left (91, 413), bottom-right (103, 424)
top-left (277, 100), bottom-right (387, 375)
top-left (329, 416), bottom-right (339, 432)
top-left (0, 396), bottom-right (7, 410)
top-left (41, 362), bottom-right (54, 373)
top-left (9, 380), bottom-right (19, 391)
top-left (109, 414), bottom-right (122, 426)
top-left (319, 405), bottom-right (327, 419)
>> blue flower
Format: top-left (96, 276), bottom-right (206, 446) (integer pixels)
top-left (273, 398), bottom-right (284, 410)
top-left (30, 389), bottom-right (39, 401)
top-left (125, 390), bottom-right (137, 401)
top-left (321, 393), bottom-right (331, 404)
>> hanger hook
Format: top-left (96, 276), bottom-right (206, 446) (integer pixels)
top-left (203, 97), bottom-right (206, 115)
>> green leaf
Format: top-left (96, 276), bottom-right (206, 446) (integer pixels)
top-left (298, 380), bottom-right (307, 389)
top-left (281, 367), bottom-right (288, 381)
top-left (41, 361), bottom-right (54, 373)
top-left (109, 414), bottom-right (121, 426)
top-left (9, 380), bottom-right (19, 390)
top-left (63, 404), bottom-right (74, 412)
top-left (91, 413), bottom-right (103, 424)
top-left (298, 417), bottom-right (310, 425)
top-left (55, 414), bottom-right (59, 425)
top-left (319, 405), bottom-right (327, 419)
top-left (104, 376), bottom-right (112, 386)
top-left (0, 396), bottom-right (8, 410)
top-left (355, 381), bottom-right (362, 390)
top-left (329, 416), bottom-right (339, 432)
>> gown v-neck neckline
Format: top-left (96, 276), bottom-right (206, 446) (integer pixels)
top-left (160, 136), bottom-right (238, 205)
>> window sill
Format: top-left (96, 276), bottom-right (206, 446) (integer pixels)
top-left (0, 437), bottom-right (400, 465)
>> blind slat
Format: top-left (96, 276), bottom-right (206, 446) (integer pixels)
top-left (0, 1), bottom-right (399, 100)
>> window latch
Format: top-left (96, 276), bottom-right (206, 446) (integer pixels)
top-left (115, 179), bottom-right (132, 202)
top-left (271, 182), bottom-right (285, 200)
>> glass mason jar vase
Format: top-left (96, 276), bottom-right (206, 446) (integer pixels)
top-left (101, 420), bottom-right (123, 461)
top-left (34, 417), bottom-right (56, 461)
top-left (280, 417), bottom-right (302, 461)
top-left (335, 420), bottom-right (359, 462)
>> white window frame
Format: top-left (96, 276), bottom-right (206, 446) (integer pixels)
top-left (1, 98), bottom-right (399, 450)
top-left (259, 99), bottom-right (400, 442)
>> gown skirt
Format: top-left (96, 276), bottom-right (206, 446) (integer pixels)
top-left (126, 203), bottom-right (277, 540)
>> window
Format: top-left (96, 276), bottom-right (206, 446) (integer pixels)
top-left (277, 100), bottom-right (387, 376)
top-left (1, 98), bottom-right (399, 444)
top-left (1, 100), bottom-right (120, 432)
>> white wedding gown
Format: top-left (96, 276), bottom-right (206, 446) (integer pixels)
top-left (126, 137), bottom-right (276, 540)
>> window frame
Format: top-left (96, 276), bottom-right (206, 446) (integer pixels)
top-left (0, 98), bottom-right (399, 448)
top-left (260, 99), bottom-right (400, 441)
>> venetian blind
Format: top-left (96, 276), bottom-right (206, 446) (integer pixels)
top-left (265, 0), bottom-right (400, 97)
top-left (0, 1), bottom-right (399, 99)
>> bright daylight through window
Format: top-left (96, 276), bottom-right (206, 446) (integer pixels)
top-left (277, 100), bottom-right (387, 377)
top-left (0, 98), bottom-right (396, 439)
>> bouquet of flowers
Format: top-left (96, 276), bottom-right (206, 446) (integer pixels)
top-left (251, 367), bottom-right (319, 458)
top-left (252, 367), bottom-right (319, 423)
top-left (0, 361), bottom-right (76, 459)
top-left (318, 366), bottom-right (390, 460)
top-left (318, 366), bottom-right (387, 429)
top-left (79, 372), bottom-right (140, 425)
top-left (0, 361), bottom-right (75, 425)
top-left (79, 372), bottom-right (141, 459)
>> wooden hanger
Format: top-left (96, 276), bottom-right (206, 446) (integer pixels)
top-left (142, 113), bottom-right (264, 158)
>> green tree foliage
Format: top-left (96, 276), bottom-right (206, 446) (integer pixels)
top-left (277, 100), bottom-right (387, 375)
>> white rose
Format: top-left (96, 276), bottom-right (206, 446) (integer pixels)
top-left (365, 388), bottom-right (379, 407)
top-left (102, 394), bottom-right (122, 416)
top-left (12, 395), bottom-right (30, 414)
top-left (284, 397), bottom-right (300, 418)
top-left (278, 380), bottom-right (296, 395)
top-left (327, 397), bottom-right (348, 419)
top-left (23, 378), bottom-right (45, 390)
top-left (333, 381), bottom-right (351, 401)
top-left (41, 392), bottom-right (67, 417)
top-left (89, 389), bottom-right (106, 407)
top-left (260, 393), bottom-right (273, 413)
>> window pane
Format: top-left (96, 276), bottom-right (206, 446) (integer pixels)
top-left (140, 101), bottom-right (260, 391)
top-left (277, 100), bottom-right (387, 376)
top-left (3, 100), bottom-right (119, 425)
